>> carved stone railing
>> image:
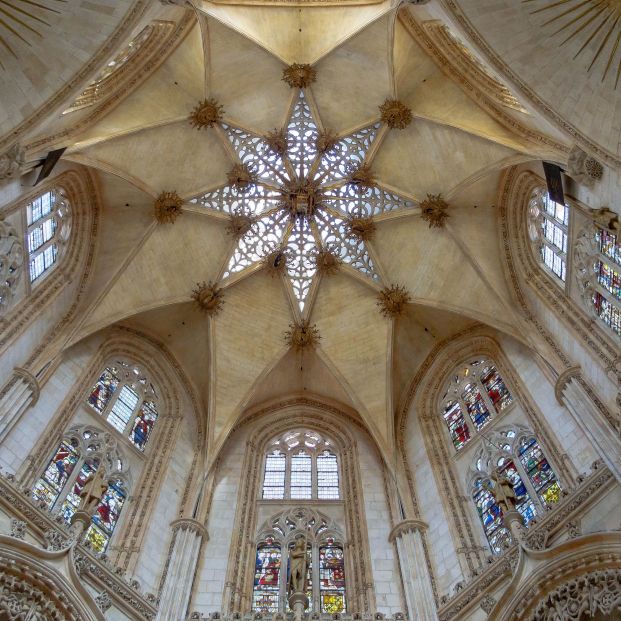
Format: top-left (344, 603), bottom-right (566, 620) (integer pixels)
top-left (0, 470), bottom-right (157, 620)
top-left (189, 614), bottom-right (406, 621)
top-left (437, 460), bottom-right (615, 621)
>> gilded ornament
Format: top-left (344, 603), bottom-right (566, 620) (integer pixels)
top-left (266, 129), bottom-right (289, 155)
top-left (379, 99), bottom-right (413, 129)
top-left (281, 178), bottom-right (323, 218)
top-left (154, 191), bottom-right (184, 224)
top-left (264, 247), bottom-right (289, 276)
top-left (227, 163), bottom-right (256, 189)
top-left (189, 98), bottom-right (224, 129)
top-left (347, 216), bottom-right (376, 241)
top-left (420, 193), bottom-right (450, 228)
top-left (377, 284), bottom-right (411, 317)
top-left (347, 164), bottom-right (376, 189)
top-left (312, 246), bottom-right (341, 276)
top-left (282, 64), bottom-right (317, 89)
top-left (284, 320), bottom-right (320, 350)
top-left (227, 212), bottom-right (255, 238)
top-left (192, 281), bottom-right (224, 316)
top-left (316, 130), bottom-right (338, 154)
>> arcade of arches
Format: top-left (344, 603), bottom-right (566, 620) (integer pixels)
top-left (1, 0), bottom-right (621, 620)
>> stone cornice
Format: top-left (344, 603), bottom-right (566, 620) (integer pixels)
top-left (388, 519), bottom-right (428, 543)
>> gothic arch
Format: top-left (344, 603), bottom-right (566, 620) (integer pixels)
top-left (19, 325), bottom-right (202, 575)
top-left (401, 328), bottom-right (572, 577)
top-left (216, 397), bottom-right (378, 615)
top-left (497, 166), bottom-right (619, 380)
top-left (0, 168), bottom-right (99, 363)
top-left (491, 532), bottom-right (621, 621)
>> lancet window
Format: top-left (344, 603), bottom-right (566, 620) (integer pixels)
top-left (31, 425), bottom-right (129, 553)
top-left (440, 359), bottom-right (514, 450)
top-left (528, 188), bottom-right (569, 285)
top-left (469, 426), bottom-right (561, 553)
top-left (25, 188), bottom-right (71, 283)
top-left (261, 430), bottom-right (340, 500)
top-left (252, 508), bottom-right (346, 614)
top-left (87, 361), bottom-right (159, 451)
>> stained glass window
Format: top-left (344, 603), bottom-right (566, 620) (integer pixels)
top-left (590, 229), bottom-right (621, 336)
top-left (496, 457), bottom-right (536, 525)
top-left (59, 460), bottom-right (98, 524)
top-left (26, 189), bottom-right (70, 283)
top-left (442, 400), bottom-right (471, 449)
top-left (462, 383), bottom-right (491, 430)
top-left (32, 440), bottom-right (79, 509)
top-left (441, 360), bottom-right (513, 450)
top-left (291, 451), bottom-right (312, 499)
top-left (86, 361), bottom-right (159, 449)
top-left (473, 479), bottom-right (511, 553)
top-left (252, 543), bottom-right (281, 612)
top-left (84, 479), bottom-right (126, 553)
top-left (480, 365), bottom-right (513, 413)
top-left (263, 450), bottom-right (286, 499)
top-left (88, 366), bottom-right (120, 413)
top-left (319, 544), bottom-right (346, 613)
top-left (518, 438), bottom-right (562, 506)
top-left (317, 451), bottom-right (339, 500)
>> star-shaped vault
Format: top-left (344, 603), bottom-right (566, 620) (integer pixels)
top-left (191, 90), bottom-right (416, 313)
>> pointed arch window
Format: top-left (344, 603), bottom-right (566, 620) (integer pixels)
top-left (440, 359), bottom-right (514, 450)
top-left (528, 188), bottom-right (569, 285)
top-left (31, 426), bottom-right (128, 552)
top-left (470, 428), bottom-right (561, 553)
top-left (25, 188), bottom-right (71, 283)
top-left (252, 508), bottom-right (346, 614)
top-left (87, 361), bottom-right (159, 451)
top-left (592, 228), bottom-right (621, 336)
top-left (261, 431), bottom-right (340, 500)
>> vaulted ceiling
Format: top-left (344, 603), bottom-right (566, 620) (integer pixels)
top-left (3, 0), bottom-right (589, 463)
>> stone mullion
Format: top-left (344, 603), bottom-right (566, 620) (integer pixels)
top-left (116, 411), bottom-right (181, 572)
top-left (423, 410), bottom-right (486, 573)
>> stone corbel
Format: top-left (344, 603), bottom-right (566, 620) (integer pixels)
top-left (171, 517), bottom-right (208, 539)
top-left (388, 518), bottom-right (428, 543)
top-left (554, 365), bottom-right (581, 406)
top-left (0, 143), bottom-right (25, 182)
top-left (14, 368), bottom-right (40, 407)
top-left (567, 145), bottom-right (604, 187)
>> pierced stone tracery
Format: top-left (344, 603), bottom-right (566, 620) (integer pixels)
top-left (190, 89), bottom-right (416, 311)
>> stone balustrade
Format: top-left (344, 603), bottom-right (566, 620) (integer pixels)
top-left (189, 614), bottom-right (407, 621)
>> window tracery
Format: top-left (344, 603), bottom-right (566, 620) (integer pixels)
top-left (87, 360), bottom-right (159, 451)
top-left (252, 507), bottom-right (346, 614)
top-left (261, 430), bottom-right (340, 500)
top-left (190, 90), bottom-right (416, 311)
top-left (31, 425), bottom-right (129, 553)
top-left (528, 188), bottom-right (569, 285)
top-left (25, 188), bottom-right (71, 284)
top-left (440, 358), bottom-right (513, 450)
top-left (468, 426), bottom-right (561, 553)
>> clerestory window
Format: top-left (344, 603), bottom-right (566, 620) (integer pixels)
top-left (440, 358), bottom-right (514, 450)
top-left (87, 360), bottom-right (159, 451)
top-left (261, 431), bottom-right (340, 500)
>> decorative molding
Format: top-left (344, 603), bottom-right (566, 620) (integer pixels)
top-left (554, 365), bottom-right (581, 406)
top-left (0, 219), bottom-right (24, 314)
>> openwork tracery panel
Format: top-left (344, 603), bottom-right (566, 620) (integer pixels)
top-left (190, 90), bottom-right (417, 311)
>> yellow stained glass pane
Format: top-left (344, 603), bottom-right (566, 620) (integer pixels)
top-left (321, 593), bottom-right (344, 614)
top-left (542, 481), bottom-right (561, 505)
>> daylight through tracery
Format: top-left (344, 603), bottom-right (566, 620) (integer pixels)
top-left (191, 90), bottom-right (416, 310)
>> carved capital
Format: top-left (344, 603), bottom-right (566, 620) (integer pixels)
top-left (388, 518), bottom-right (428, 542)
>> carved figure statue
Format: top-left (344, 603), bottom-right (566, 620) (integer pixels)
top-left (490, 469), bottom-right (516, 513)
top-left (79, 467), bottom-right (108, 514)
top-left (288, 537), bottom-right (308, 596)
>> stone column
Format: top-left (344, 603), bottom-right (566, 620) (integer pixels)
top-left (157, 518), bottom-right (208, 621)
top-left (0, 368), bottom-right (39, 443)
top-left (389, 519), bottom-right (437, 621)
top-left (556, 367), bottom-right (621, 482)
